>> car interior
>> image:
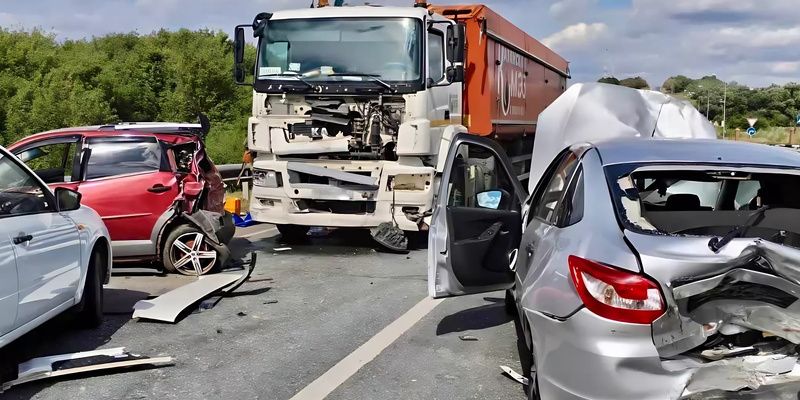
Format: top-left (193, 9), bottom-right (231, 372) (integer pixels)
top-left (624, 169), bottom-right (800, 246)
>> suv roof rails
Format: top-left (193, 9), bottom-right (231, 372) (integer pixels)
top-left (97, 122), bottom-right (203, 134)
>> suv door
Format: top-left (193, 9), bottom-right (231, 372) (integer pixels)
top-left (0, 151), bottom-right (82, 328)
top-left (76, 136), bottom-right (178, 257)
top-left (429, 134), bottom-right (527, 298)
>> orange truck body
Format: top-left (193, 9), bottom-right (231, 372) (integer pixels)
top-left (429, 4), bottom-right (570, 140)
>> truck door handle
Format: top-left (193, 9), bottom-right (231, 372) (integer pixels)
top-left (13, 234), bottom-right (33, 245)
top-left (148, 184), bottom-right (171, 193)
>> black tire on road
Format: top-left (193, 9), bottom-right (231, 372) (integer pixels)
top-left (76, 249), bottom-right (104, 328)
top-left (162, 224), bottom-right (219, 275)
top-left (276, 224), bottom-right (310, 244)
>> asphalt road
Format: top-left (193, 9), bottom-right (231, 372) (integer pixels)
top-left (1, 226), bottom-right (527, 400)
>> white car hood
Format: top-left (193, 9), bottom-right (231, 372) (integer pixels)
top-left (528, 83), bottom-right (717, 193)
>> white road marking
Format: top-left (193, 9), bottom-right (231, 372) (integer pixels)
top-left (239, 227), bottom-right (279, 239)
top-left (289, 296), bottom-right (444, 400)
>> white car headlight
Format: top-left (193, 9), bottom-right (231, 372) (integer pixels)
top-left (253, 169), bottom-right (282, 188)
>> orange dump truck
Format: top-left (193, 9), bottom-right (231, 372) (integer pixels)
top-left (232, 1), bottom-right (569, 247)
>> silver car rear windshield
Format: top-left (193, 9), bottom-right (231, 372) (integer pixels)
top-left (605, 163), bottom-right (800, 243)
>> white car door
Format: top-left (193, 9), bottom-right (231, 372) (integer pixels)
top-left (0, 233), bottom-right (18, 337)
top-left (428, 133), bottom-right (527, 298)
top-left (0, 151), bottom-right (81, 329)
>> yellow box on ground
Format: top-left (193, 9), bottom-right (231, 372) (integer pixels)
top-left (224, 197), bottom-right (241, 216)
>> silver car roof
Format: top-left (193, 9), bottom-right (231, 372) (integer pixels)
top-left (592, 138), bottom-right (800, 169)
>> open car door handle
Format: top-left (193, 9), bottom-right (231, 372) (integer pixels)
top-left (13, 234), bottom-right (33, 245)
top-left (147, 184), bottom-right (171, 193)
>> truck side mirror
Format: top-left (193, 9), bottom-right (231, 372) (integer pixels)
top-left (233, 25), bottom-right (252, 86)
top-left (234, 66), bottom-right (246, 83)
top-left (446, 23), bottom-right (466, 64)
top-left (446, 24), bottom-right (466, 83)
top-left (234, 27), bottom-right (245, 64)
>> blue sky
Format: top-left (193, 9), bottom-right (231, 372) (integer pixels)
top-left (1, 0), bottom-right (797, 88)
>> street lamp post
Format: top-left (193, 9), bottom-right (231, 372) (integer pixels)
top-left (722, 82), bottom-right (727, 140)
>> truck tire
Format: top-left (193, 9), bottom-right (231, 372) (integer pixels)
top-left (163, 225), bottom-right (219, 275)
top-left (76, 249), bottom-right (104, 328)
top-left (276, 224), bottom-right (310, 244)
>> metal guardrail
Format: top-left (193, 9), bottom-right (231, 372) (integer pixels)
top-left (217, 163), bottom-right (252, 183)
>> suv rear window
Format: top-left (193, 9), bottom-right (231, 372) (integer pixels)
top-left (605, 164), bottom-right (800, 245)
top-left (86, 138), bottom-right (161, 180)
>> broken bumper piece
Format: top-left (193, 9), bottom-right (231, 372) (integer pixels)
top-left (133, 254), bottom-right (256, 323)
top-left (1, 347), bottom-right (174, 392)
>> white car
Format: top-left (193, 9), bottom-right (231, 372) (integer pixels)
top-left (0, 145), bottom-right (111, 350)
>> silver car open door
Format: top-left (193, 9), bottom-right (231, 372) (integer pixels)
top-left (428, 133), bottom-right (527, 298)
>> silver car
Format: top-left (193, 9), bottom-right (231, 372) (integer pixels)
top-left (429, 134), bottom-right (800, 399)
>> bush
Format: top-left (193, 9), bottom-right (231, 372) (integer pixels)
top-left (0, 28), bottom-right (257, 165)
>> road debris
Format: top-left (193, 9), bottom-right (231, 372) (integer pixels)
top-left (459, 335), bottom-right (479, 341)
top-left (264, 300), bottom-right (278, 305)
top-left (500, 366), bottom-right (530, 386)
top-left (273, 247), bottom-right (292, 252)
top-left (237, 311), bottom-right (247, 317)
top-left (132, 253), bottom-right (256, 323)
top-left (0, 348), bottom-right (174, 393)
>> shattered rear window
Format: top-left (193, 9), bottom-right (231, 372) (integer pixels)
top-left (605, 163), bottom-right (800, 243)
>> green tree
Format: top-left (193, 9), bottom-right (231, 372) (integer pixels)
top-left (598, 76), bottom-right (620, 85)
top-left (619, 76), bottom-right (650, 90)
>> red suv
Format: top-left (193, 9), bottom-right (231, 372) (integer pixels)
top-left (7, 117), bottom-right (234, 275)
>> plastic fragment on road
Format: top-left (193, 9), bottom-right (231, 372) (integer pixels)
top-left (233, 212), bottom-right (259, 228)
top-left (0, 347), bottom-right (174, 392)
top-left (500, 366), bottom-right (529, 386)
top-left (459, 335), bottom-right (479, 341)
top-left (133, 254), bottom-right (256, 323)
top-left (274, 247), bottom-right (291, 252)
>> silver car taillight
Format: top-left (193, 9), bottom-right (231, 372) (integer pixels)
top-left (568, 255), bottom-right (665, 324)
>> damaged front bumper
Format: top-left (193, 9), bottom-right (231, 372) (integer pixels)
top-left (249, 159), bottom-right (435, 230)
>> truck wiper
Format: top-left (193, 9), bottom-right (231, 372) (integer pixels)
top-left (261, 73), bottom-right (315, 90)
top-left (329, 73), bottom-right (396, 93)
top-left (708, 205), bottom-right (772, 252)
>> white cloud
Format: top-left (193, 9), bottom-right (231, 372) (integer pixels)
top-left (713, 26), bottom-right (800, 48)
top-left (542, 22), bottom-right (608, 50)
top-left (771, 62), bottom-right (800, 74)
top-left (548, 0), bottom-right (598, 23)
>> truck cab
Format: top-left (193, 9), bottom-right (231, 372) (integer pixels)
top-left (232, 2), bottom-right (568, 247)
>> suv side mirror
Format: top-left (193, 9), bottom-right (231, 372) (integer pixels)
top-left (446, 23), bottom-right (466, 83)
top-left (55, 187), bottom-right (81, 212)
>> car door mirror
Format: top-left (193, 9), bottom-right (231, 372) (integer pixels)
top-left (55, 187), bottom-right (81, 211)
top-left (477, 190), bottom-right (502, 209)
top-left (477, 189), bottom-right (511, 210)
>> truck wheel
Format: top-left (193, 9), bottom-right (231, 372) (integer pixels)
top-left (76, 249), bottom-right (104, 328)
top-left (276, 224), bottom-right (310, 244)
top-left (163, 225), bottom-right (219, 276)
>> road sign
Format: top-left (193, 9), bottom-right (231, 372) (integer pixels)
top-left (747, 118), bottom-right (758, 127)
top-left (747, 127), bottom-right (756, 136)
top-left (796, 114), bottom-right (800, 126)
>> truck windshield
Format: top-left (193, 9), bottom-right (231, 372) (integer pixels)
top-left (257, 17), bottom-right (422, 84)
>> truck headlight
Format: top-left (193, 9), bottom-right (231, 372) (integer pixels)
top-left (253, 169), bottom-right (283, 188)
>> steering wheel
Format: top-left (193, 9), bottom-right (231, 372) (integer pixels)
top-left (0, 196), bottom-right (38, 215)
